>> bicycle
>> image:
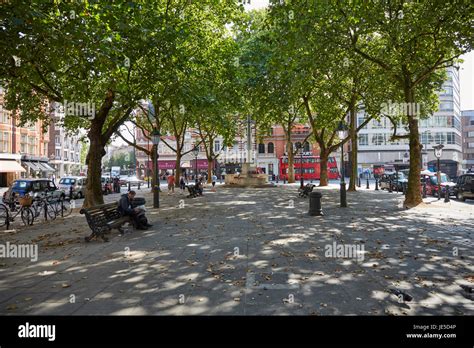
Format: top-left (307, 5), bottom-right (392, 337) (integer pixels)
top-left (1, 195), bottom-right (35, 226)
top-left (49, 196), bottom-right (73, 218)
top-left (29, 196), bottom-right (56, 221)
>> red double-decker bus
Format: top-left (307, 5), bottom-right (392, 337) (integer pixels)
top-left (279, 155), bottom-right (340, 180)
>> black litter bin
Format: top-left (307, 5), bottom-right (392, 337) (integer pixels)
top-left (309, 191), bottom-right (323, 216)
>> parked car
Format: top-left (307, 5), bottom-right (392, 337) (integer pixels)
top-left (424, 172), bottom-right (456, 197)
top-left (101, 176), bottom-right (112, 195)
top-left (2, 178), bottom-right (66, 204)
top-left (453, 173), bottom-right (474, 201)
top-left (379, 172), bottom-right (407, 191)
top-left (122, 176), bottom-right (145, 187)
top-left (58, 176), bottom-right (87, 199)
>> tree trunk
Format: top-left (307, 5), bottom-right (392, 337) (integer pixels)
top-left (175, 152), bottom-right (181, 187)
top-left (405, 117), bottom-right (423, 207)
top-left (404, 88), bottom-right (423, 208)
top-left (83, 129), bottom-right (106, 208)
top-left (348, 104), bottom-right (358, 191)
top-left (287, 141), bottom-right (295, 183)
top-left (319, 150), bottom-right (329, 186)
top-left (207, 159), bottom-right (213, 183)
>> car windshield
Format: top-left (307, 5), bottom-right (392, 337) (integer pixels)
top-left (59, 178), bottom-right (76, 185)
top-left (12, 181), bottom-right (29, 189)
top-left (393, 172), bottom-right (405, 180)
top-left (431, 174), bottom-right (450, 184)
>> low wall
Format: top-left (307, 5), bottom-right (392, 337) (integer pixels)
top-left (225, 174), bottom-right (268, 186)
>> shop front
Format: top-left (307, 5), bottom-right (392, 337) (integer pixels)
top-left (0, 153), bottom-right (25, 187)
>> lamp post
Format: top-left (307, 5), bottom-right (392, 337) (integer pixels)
top-left (151, 129), bottom-right (161, 208)
top-left (337, 121), bottom-right (348, 208)
top-left (147, 136), bottom-right (150, 188)
top-left (193, 145), bottom-right (199, 184)
top-left (296, 142), bottom-right (304, 188)
top-left (433, 144), bottom-right (444, 200)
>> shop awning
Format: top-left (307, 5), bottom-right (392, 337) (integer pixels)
top-left (38, 162), bottom-right (55, 172)
top-left (0, 160), bottom-right (26, 173)
top-left (23, 161), bottom-right (40, 171)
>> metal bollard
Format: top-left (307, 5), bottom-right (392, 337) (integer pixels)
top-left (375, 178), bottom-right (379, 191)
top-left (366, 178), bottom-right (370, 189)
top-left (422, 182), bottom-right (427, 198)
top-left (138, 182), bottom-right (141, 190)
top-left (5, 208), bottom-right (10, 230)
top-left (69, 186), bottom-right (73, 200)
top-left (444, 187), bottom-right (450, 203)
top-left (358, 177), bottom-right (361, 188)
top-left (128, 182), bottom-right (131, 192)
top-left (403, 182), bottom-right (407, 195)
top-left (309, 191), bottom-right (323, 216)
top-left (388, 180), bottom-right (393, 193)
top-left (44, 200), bottom-right (48, 221)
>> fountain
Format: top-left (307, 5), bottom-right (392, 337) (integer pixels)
top-left (224, 115), bottom-right (272, 187)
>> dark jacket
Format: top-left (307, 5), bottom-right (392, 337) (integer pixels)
top-left (118, 194), bottom-right (134, 215)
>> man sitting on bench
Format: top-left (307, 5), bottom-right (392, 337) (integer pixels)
top-left (117, 191), bottom-right (152, 230)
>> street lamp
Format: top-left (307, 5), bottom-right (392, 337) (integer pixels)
top-left (433, 144), bottom-right (444, 200)
top-left (337, 121), bottom-right (348, 208)
top-left (296, 142), bottom-right (304, 188)
top-left (151, 129), bottom-right (161, 208)
top-left (193, 145), bottom-right (199, 184)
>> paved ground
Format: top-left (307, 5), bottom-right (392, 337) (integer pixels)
top-left (0, 182), bottom-right (473, 315)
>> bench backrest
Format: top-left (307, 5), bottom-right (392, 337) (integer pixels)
top-left (80, 202), bottom-right (121, 227)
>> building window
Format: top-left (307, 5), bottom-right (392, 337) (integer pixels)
top-left (358, 134), bottom-right (368, 146)
top-left (421, 132), bottom-right (433, 145)
top-left (468, 131), bottom-right (474, 138)
top-left (372, 118), bottom-right (384, 129)
top-left (303, 142), bottom-right (310, 152)
top-left (55, 149), bottom-right (61, 158)
top-left (20, 134), bottom-right (27, 153)
top-left (446, 132), bottom-right (455, 145)
top-left (357, 115), bottom-right (367, 129)
top-left (258, 143), bottom-right (265, 154)
top-left (434, 132), bottom-right (446, 144)
top-left (468, 143), bottom-right (474, 148)
top-left (0, 111), bottom-right (10, 124)
top-left (214, 140), bottom-right (220, 152)
top-left (268, 142), bottom-right (274, 154)
top-left (0, 132), bottom-right (10, 152)
top-left (28, 136), bottom-right (36, 155)
top-left (372, 134), bottom-right (385, 146)
top-left (439, 102), bottom-right (453, 111)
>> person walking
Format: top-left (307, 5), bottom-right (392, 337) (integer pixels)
top-left (179, 176), bottom-right (186, 193)
top-left (211, 173), bottom-right (217, 191)
top-left (167, 173), bottom-right (175, 195)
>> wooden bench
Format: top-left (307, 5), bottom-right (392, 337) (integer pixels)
top-left (298, 184), bottom-right (315, 198)
top-left (80, 202), bottom-right (130, 242)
